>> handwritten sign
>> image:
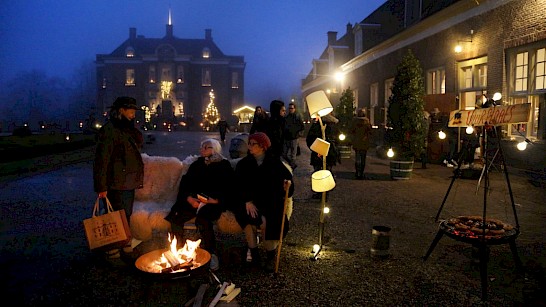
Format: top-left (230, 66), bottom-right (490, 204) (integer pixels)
top-left (448, 103), bottom-right (531, 127)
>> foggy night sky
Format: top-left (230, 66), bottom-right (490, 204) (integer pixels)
top-left (0, 0), bottom-right (384, 106)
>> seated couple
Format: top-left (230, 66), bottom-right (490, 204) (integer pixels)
top-left (164, 133), bottom-right (294, 272)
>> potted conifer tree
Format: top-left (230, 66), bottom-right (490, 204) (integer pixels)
top-left (386, 50), bottom-right (427, 179)
top-left (335, 87), bottom-right (356, 158)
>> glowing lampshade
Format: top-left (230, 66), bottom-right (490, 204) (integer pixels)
top-left (311, 170), bottom-right (336, 192)
top-left (310, 138), bottom-right (330, 156)
top-left (306, 90), bottom-right (333, 117)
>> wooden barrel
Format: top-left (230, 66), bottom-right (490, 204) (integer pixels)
top-left (390, 160), bottom-right (414, 180)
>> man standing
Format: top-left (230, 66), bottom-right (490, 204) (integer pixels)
top-left (94, 96), bottom-right (144, 260)
top-left (265, 100), bottom-right (286, 158)
top-left (349, 108), bottom-right (372, 179)
top-left (283, 102), bottom-right (304, 169)
top-left (217, 117), bottom-right (229, 144)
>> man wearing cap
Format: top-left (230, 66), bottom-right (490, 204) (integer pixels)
top-left (93, 96), bottom-right (144, 261)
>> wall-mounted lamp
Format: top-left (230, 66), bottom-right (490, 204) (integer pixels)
top-left (454, 29), bottom-right (474, 53)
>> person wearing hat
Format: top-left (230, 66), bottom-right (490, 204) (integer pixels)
top-left (232, 132), bottom-right (294, 272)
top-left (93, 96), bottom-right (144, 262)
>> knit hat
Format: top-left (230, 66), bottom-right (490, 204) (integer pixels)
top-left (110, 96), bottom-right (138, 110)
top-left (248, 132), bottom-right (271, 150)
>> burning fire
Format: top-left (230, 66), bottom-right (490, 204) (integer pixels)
top-left (143, 234), bottom-right (202, 273)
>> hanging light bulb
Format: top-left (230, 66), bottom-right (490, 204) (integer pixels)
top-left (517, 141), bottom-right (528, 151)
top-left (466, 126), bottom-right (474, 134)
top-left (438, 130), bottom-right (446, 140)
top-left (387, 148), bottom-right (394, 158)
top-left (312, 244), bottom-right (320, 253)
top-left (338, 133), bottom-right (346, 141)
top-left (323, 207), bottom-right (330, 214)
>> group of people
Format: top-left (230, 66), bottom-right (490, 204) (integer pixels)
top-left (94, 97), bottom-right (294, 272)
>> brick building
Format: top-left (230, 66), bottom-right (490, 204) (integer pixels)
top-left (96, 16), bottom-right (245, 129)
top-left (302, 0), bottom-right (546, 167)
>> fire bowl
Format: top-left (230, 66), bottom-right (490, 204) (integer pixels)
top-left (135, 247), bottom-right (211, 279)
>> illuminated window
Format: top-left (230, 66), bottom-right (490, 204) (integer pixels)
top-left (515, 52), bottom-right (528, 92)
top-left (369, 83), bottom-right (378, 126)
top-left (462, 66), bottom-right (473, 89)
top-left (202, 48), bottom-right (210, 59)
top-left (202, 68), bottom-right (211, 86)
top-left (536, 48), bottom-right (545, 90)
top-left (126, 47), bottom-right (135, 58)
top-left (125, 69), bottom-right (135, 86)
top-left (384, 78), bottom-right (394, 125)
top-left (476, 64), bottom-right (487, 87)
top-left (231, 72), bottom-right (239, 89)
top-left (177, 65), bottom-right (184, 83)
top-left (427, 68), bottom-right (445, 94)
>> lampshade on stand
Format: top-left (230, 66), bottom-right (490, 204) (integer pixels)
top-left (306, 90), bottom-right (335, 260)
top-left (310, 138), bottom-right (330, 157)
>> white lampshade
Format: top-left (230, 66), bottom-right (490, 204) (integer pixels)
top-left (311, 170), bottom-right (336, 192)
top-left (306, 90), bottom-right (333, 117)
top-left (310, 138), bottom-right (330, 156)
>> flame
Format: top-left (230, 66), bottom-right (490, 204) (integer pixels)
top-left (149, 234), bottom-right (201, 273)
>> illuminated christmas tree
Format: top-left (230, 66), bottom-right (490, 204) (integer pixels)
top-left (202, 89), bottom-right (220, 130)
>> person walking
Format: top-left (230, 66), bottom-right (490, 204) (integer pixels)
top-left (93, 96), bottom-right (144, 261)
top-left (348, 108), bottom-right (372, 179)
top-left (217, 117), bottom-right (229, 144)
top-left (283, 102), bottom-right (304, 169)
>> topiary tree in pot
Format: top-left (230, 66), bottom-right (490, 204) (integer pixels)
top-left (387, 50), bottom-right (427, 178)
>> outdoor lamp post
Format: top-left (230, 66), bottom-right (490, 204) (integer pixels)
top-left (306, 90), bottom-right (336, 259)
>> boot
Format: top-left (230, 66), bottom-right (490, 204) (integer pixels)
top-left (249, 247), bottom-right (261, 266)
top-left (265, 249), bottom-right (276, 272)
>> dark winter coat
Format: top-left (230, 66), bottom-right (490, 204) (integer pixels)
top-left (349, 116), bottom-right (372, 151)
top-left (93, 118), bottom-right (144, 192)
top-left (306, 119), bottom-right (340, 169)
top-left (234, 153), bottom-right (294, 240)
top-left (250, 112), bottom-right (269, 134)
top-left (284, 112), bottom-right (304, 140)
top-left (266, 100), bottom-right (286, 157)
top-left (165, 157), bottom-right (234, 225)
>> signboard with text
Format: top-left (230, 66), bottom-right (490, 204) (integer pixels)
top-left (448, 103), bottom-right (531, 127)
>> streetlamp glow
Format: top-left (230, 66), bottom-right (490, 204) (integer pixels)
top-left (438, 130), bottom-right (446, 140)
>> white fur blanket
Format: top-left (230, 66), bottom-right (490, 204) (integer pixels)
top-left (130, 154), bottom-right (293, 241)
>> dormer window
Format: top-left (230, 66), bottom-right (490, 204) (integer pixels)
top-left (202, 47), bottom-right (210, 59)
top-left (125, 47), bottom-right (135, 58)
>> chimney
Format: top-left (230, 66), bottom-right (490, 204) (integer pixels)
top-left (205, 29), bottom-right (212, 41)
top-left (327, 31), bottom-right (337, 45)
top-left (166, 24), bottom-right (173, 38)
top-left (129, 27), bottom-right (136, 40)
top-left (346, 23), bottom-right (353, 35)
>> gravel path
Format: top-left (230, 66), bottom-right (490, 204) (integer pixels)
top-left (1, 131), bottom-right (545, 306)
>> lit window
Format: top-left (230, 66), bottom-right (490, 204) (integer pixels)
top-left (126, 47), bottom-right (135, 58)
top-left (462, 66), bottom-right (473, 89)
top-left (125, 69), bottom-right (135, 86)
top-left (535, 48), bottom-right (545, 90)
top-left (476, 64), bottom-right (487, 88)
top-left (202, 48), bottom-right (210, 59)
top-left (369, 83), bottom-right (378, 126)
top-left (515, 52), bottom-right (528, 92)
top-left (231, 72), bottom-right (239, 89)
top-left (427, 68), bottom-right (446, 94)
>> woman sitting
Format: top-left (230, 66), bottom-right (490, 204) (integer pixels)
top-left (165, 138), bottom-right (234, 271)
top-left (233, 132), bottom-right (294, 272)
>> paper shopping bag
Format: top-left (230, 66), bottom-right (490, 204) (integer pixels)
top-left (83, 197), bottom-right (131, 251)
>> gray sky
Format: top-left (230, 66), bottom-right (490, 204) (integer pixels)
top-left (0, 0), bottom-right (384, 106)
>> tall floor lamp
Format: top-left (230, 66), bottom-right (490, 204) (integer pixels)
top-left (306, 90), bottom-right (336, 259)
